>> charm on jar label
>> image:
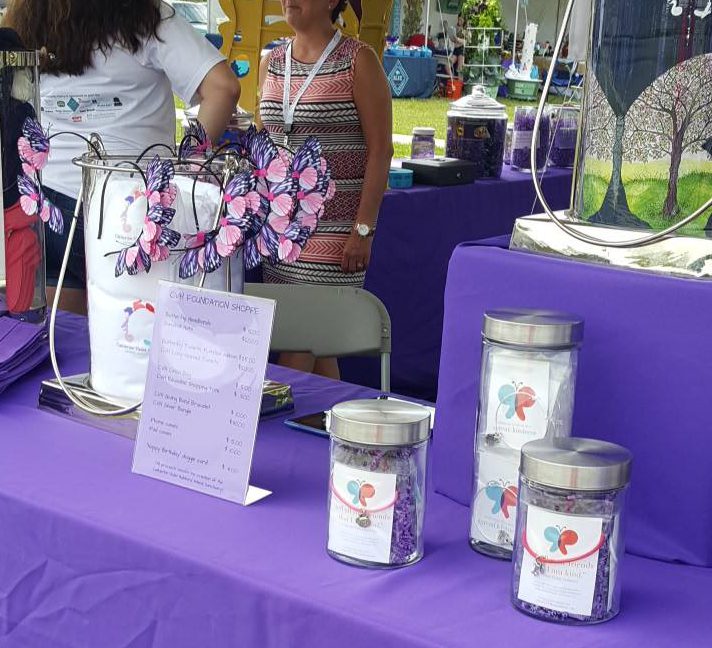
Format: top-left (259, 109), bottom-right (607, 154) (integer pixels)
top-left (517, 505), bottom-right (606, 617)
top-left (328, 462), bottom-right (397, 564)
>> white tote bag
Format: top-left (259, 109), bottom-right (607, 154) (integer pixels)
top-left (80, 158), bottom-right (238, 404)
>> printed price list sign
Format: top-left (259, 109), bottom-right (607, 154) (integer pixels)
top-left (132, 281), bottom-right (275, 505)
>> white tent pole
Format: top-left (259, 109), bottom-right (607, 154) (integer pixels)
top-left (436, 0), bottom-right (454, 83)
top-left (513, 0), bottom-right (520, 60)
top-left (425, 0), bottom-right (432, 38)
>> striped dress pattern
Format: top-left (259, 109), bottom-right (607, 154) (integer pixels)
top-left (260, 36), bottom-right (369, 286)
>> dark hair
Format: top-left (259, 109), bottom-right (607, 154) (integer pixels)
top-left (5, 0), bottom-right (166, 76)
top-left (331, 0), bottom-right (348, 23)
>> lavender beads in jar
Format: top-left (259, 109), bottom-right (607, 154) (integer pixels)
top-left (548, 107), bottom-right (579, 168)
top-left (327, 399), bottom-right (431, 568)
top-left (446, 85), bottom-right (507, 179)
top-left (511, 106), bottom-right (550, 172)
top-left (512, 438), bottom-right (632, 625)
top-left (470, 310), bottom-right (584, 559)
top-left (411, 127), bottom-right (436, 159)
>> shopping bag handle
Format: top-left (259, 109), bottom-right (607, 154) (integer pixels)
top-left (530, 0), bottom-right (712, 249)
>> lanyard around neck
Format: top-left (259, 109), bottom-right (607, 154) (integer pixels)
top-left (283, 30), bottom-right (342, 136)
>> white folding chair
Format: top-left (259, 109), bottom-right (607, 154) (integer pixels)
top-left (244, 283), bottom-right (392, 392)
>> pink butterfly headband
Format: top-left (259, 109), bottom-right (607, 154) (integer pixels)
top-left (18, 118), bottom-right (334, 278)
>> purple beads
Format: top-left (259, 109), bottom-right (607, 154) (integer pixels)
top-left (549, 108), bottom-right (579, 168)
top-left (446, 116), bottom-right (507, 179)
top-left (511, 107), bottom-right (550, 172)
top-left (511, 479), bottom-right (625, 624)
top-left (330, 440), bottom-right (427, 566)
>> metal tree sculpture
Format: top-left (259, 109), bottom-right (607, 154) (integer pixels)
top-left (588, 0), bottom-right (712, 227)
top-left (625, 55), bottom-right (712, 218)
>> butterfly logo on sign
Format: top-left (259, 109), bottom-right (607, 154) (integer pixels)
top-left (121, 300), bottom-right (155, 349)
top-left (347, 479), bottom-right (376, 507)
top-left (498, 381), bottom-right (537, 421)
top-left (485, 481), bottom-right (518, 519)
top-left (544, 525), bottom-right (579, 556)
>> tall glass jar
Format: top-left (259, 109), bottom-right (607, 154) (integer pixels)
top-left (511, 106), bottom-right (550, 173)
top-left (0, 50), bottom-right (45, 323)
top-left (469, 309), bottom-right (584, 559)
top-left (512, 438), bottom-right (632, 625)
top-left (548, 106), bottom-right (580, 168)
top-left (327, 399), bottom-right (431, 569)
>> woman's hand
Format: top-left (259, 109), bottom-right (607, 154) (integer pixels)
top-left (341, 232), bottom-right (372, 274)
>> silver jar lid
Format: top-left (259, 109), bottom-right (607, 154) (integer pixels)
top-left (521, 438), bottom-right (632, 491)
top-left (483, 309), bottom-right (583, 348)
top-left (448, 85), bottom-right (508, 120)
top-left (330, 399), bottom-right (431, 447)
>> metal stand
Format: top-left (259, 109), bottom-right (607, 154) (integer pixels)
top-left (39, 374), bottom-right (294, 440)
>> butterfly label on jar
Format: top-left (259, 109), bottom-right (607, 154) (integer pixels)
top-left (470, 450), bottom-right (521, 547)
top-left (328, 462), bottom-right (398, 564)
top-left (484, 356), bottom-right (551, 450)
top-left (517, 505), bottom-right (606, 617)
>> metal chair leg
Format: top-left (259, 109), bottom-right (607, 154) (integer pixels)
top-left (380, 352), bottom-right (391, 393)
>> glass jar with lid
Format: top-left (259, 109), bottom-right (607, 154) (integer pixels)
top-left (548, 106), bottom-right (580, 168)
top-left (411, 127), bottom-right (436, 159)
top-left (327, 399), bottom-right (431, 568)
top-left (446, 85), bottom-right (508, 179)
top-left (469, 309), bottom-right (584, 559)
top-left (512, 437), bottom-right (632, 625)
top-left (511, 106), bottom-right (550, 172)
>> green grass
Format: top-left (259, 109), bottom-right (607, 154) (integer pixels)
top-left (582, 171), bottom-right (712, 234)
top-left (581, 173), bottom-right (609, 217)
top-left (175, 96), bottom-right (186, 143)
top-left (392, 98), bottom-right (450, 141)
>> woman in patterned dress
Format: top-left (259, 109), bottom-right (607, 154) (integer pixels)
top-left (258, 0), bottom-right (393, 378)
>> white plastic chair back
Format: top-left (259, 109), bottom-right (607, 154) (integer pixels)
top-left (244, 283), bottom-right (392, 392)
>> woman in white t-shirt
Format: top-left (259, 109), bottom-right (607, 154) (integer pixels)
top-left (5, 0), bottom-right (240, 313)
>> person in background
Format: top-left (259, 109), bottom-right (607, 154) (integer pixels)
top-left (450, 14), bottom-right (466, 79)
top-left (406, 24), bottom-right (435, 49)
top-left (4, 0), bottom-right (240, 314)
top-left (406, 32), bottom-right (426, 47)
top-left (258, 0), bottom-right (392, 380)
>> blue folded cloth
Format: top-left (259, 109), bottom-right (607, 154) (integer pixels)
top-left (0, 316), bottom-right (49, 394)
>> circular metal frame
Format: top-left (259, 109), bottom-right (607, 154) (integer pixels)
top-left (530, 0), bottom-right (712, 249)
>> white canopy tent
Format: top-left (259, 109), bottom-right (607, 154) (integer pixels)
top-left (509, 0), bottom-right (568, 47)
top-left (415, 0), bottom-right (567, 46)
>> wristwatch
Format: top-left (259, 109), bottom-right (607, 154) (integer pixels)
top-left (354, 223), bottom-right (376, 238)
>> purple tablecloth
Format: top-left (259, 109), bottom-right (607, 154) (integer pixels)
top-left (343, 166), bottom-right (573, 401)
top-left (1, 312), bottom-right (710, 646)
top-left (434, 245), bottom-right (712, 567)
